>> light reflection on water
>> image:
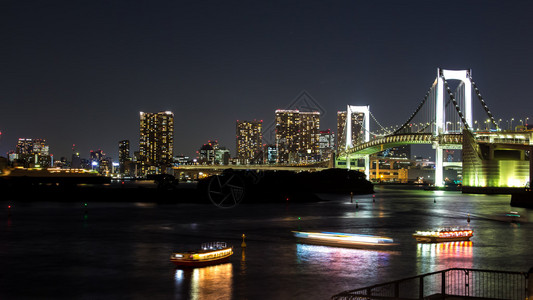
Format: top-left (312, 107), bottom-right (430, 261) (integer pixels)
top-left (417, 241), bottom-right (473, 273)
top-left (415, 241), bottom-right (474, 296)
top-left (296, 243), bottom-right (394, 278)
top-left (2, 186), bottom-right (532, 299)
top-left (174, 263), bottom-right (233, 300)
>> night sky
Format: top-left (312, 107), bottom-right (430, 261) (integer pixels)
top-left (2, 0), bottom-right (533, 160)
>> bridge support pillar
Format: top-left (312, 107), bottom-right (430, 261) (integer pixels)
top-left (435, 146), bottom-right (444, 187)
top-left (364, 155), bottom-right (370, 180)
top-left (346, 156), bottom-right (351, 170)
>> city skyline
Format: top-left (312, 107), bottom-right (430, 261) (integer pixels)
top-left (2, 1), bottom-right (533, 159)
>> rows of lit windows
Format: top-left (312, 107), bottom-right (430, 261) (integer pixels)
top-left (236, 120), bottom-right (262, 163)
top-left (139, 111), bottom-right (174, 172)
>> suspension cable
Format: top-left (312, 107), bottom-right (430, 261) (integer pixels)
top-left (469, 75), bottom-right (499, 130)
top-left (393, 85), bottom-right (434, 134)
top-left (369, 111), bottom-right (394, 135)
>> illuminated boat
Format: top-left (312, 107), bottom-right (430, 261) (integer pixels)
top-left (506, 211), bottom-right (520, 222)
top-left (292, 231), bottom-right (396, 249)
top-left (170, 242), bottom-right (233, 267)
top-left (413, 228), bottom-right (473, 243)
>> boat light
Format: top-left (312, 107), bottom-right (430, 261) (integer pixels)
top-left (197, 248), bottom-right (232, 258)
top-left (298, 231), bottom-right (393, 244)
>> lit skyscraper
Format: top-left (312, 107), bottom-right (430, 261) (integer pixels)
top-left (16, 138), bottom-right (49, 156)
top-left (263, 144), bottom-right (277, 164)
top-left (236, 120), bottom-right (263, 164)
top-left (275, 109), bottom-right (320, 164)
top-left (118, 140), bottom-right (130, 174)
top-left (275, 110), bottom-right (300, 163)
top-left (139, 111), bottom-right (174, 174)
top-left (319, 129), bottom-right (335, 160)
top-left (14, 138), bottom-right (52, 167)
top-left (299, 112), bottom-right (320, 162)
top-left (89, 149), bottom-right (107, 172)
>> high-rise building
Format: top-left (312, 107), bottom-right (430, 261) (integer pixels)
top-left (198, 140), bottom-right (230, 165)
top-left (275, 110), bottom-right (300, 163)
top-left (16, 138), bottom-right (49, 156)
top-left (90, 149), bottom-right (105, 163)
top-left (71, 144), bottom-right (81, 169)
top-left (275, 109), bottom-right (320, 163)
top-left (198, 140), bottom-right (217, 164)
top-left (299, 112), bottom-right (320, 162)
top-left (263, 144), bottom-right (277, 164)
top-left (139, 111), bottom-right (174, 175)
top-left (337, 111), bottom-right (365, 151)
top-left (13, 138), bottom-right (51, 167)
top-left (118, 140), bottom-right (130, 174)
top-left (236, 120), bottom-right (263, 164)
top-left (89, 149), bottom-right (109, 173)
top-left (319, 129), bottom-right (335, 161)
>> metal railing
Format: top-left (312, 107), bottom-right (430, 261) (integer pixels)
top-left (331, 268), bottom-right (530, 300)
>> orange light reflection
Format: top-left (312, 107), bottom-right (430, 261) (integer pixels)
top-left (174, 263), bottom-right (233, 300)
top-left (417, 241), bottom-right (473, 272)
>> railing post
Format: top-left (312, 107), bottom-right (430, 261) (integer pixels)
top-left (526, 267), bottom-right (533, 300)
top-left (441, 270), bottom-right (446, 298)
top-left (465, 270), bottom-right (470, 296)
top-left (419, 276), bottom-right (424, 299)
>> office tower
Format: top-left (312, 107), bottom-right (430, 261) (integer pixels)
top-left (263, 144), bottom-right (278, 164)
top-left (198, 140), bottom-right (230, 165)
top-left (118, 140), bottom-right (130, 174)
top-left (319, 129), bottom-right (335, 161)
top-left (236, 120), bottom-right (263, 164)
top-left (198, 140), bottom-right (217, 164)
top-left (275, 110), bottom-right (300, 163)
top-left (14, 138), bottom-right (51, 167)
top-left (90, 149), bottom-right (105, 163)
top-left (299, 111), bottom-right (320, 162)
top-left (71, 144), bottom-right (81, 169)
top-left (139, 111), bottom-right (174, 174)
top-left (275, 109), bottom-right (320, 164)
top-left (89, 149), bottom-right (107, 172)
top-left (337, 111), bottom-right (365, 151)
top-left (15, 138), bottom-right (33, 155)
top-left (16, 138), bottom-right (49, 156)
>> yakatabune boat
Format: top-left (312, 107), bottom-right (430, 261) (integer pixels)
top-left (292, 231), bottom-right (396, 249)
top-left (413, 228), bottom-right (473, 243)
top-left (170, 242), bottom-right (233, 267)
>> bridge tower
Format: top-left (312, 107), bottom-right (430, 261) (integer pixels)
top-left (434, 68), bottom-right (473, 187)
top-left (345, 105), bottom-right (371, 178)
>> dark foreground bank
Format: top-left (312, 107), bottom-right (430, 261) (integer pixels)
top-left (1, 168), bottom-right (374, 204)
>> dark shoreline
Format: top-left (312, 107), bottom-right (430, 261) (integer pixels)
top-left (0, 179), bottom-right (372, 204)
top-left (1, 168), bottom-right (376, 204)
